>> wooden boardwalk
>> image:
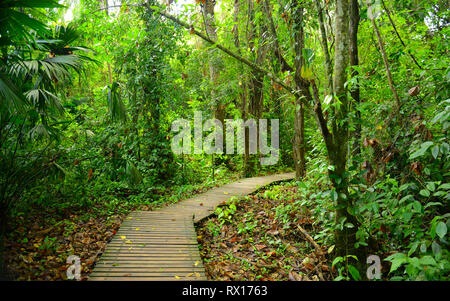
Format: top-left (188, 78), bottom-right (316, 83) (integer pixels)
top-left (89, 172), bottom-right (294, 281)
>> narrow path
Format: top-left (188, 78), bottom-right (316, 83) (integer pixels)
top-left (89, 172), bottom-right (294, 281)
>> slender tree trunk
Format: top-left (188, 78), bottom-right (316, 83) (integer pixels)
top-left (292, 2), bottom-right (306, 179)
top-left (107, 61), bottom-right (113, 85)
top-left (314, 0), bottom-right (333, 96)
top-left (203, 0), bottom-right (225, 179)
top-left (262, 0), bottom-right (291, 167)
top-left (380, 0), bottom-right (422, 69)
top-left (293, 99), bottom-right (305, 178)
top-left (263, 0), bottom-right (292, 73)
top-left (244, 0), bottom-right (267, 176)
top-left (349, 0), bottom-right (361, 157)
top-left (371, 17), bottom-right (401, 115)
top-left (333, 0), bottom-right (352, 257)
top-left (331, 0), bottom-right (363, 272)
top-left (103, 0), bottom-right (113, 85)
top-left (233, 0), bottom-right (250, 172)
top-left (202, 0), bottom-right (225, 127)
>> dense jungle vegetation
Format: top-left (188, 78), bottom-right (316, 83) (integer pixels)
top-left (0, 0), bottom-right (449, 281)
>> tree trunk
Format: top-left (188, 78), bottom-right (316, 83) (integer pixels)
top-left (293, 99), bottom-right (305, 178)
top-left (232, 0), bottom-right (250, 172)
top-left (292, 2), bottom-right (306, 179)
top-left (244, 0), bottom-right (267, 176)
top-left (331, 0), bottom-right (364, 272)
top-left (314, 0), bottom-right (333, 96)
top-left (380, 0), bottom-right (422, 69)
top-left (103, 0), bottom-right (113, 85)
top-left (202, 0), bottom-right (225, 127)
top-left (371, 16), bottom-right (401, 115)
top-left (349, 0), bottom-right (361, 157)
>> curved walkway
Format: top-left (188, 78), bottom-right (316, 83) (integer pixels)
top-left (89, 172), bottom-right (294, 281)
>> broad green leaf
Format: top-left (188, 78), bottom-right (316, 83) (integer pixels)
top-left (419, 256), bottom-right (437, 266)
top-left (436, 222), bottom-right (447, 239)
top-left (385, 253), bottom-right (407, 273)
top-left (431, 145), bottom-right (439, 159)
top-left (348, 265), bottom-right (361, 281)
top-left (410, 141), bottom-right (434, 159)
top-left (438, 183), bottom-right (450, 190)
top-left (328, 245), bottom-right (335, 254)
top-left (331, 190), bottom-right (338, 202)
top-left (412, 201), bottom-right (422, 212)
top-left (419, 189), bottom-right (430, 197)
top-left (426, 182), bottom-right (436, 192)
top-left (332, 257), bottom-right (343, 268)
top-left (431, 242), bottom-right (442, 255)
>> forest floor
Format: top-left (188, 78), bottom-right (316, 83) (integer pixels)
top-left (3, 172), bottom-right (242, 280)
top-left (3, 169), bottom-right (294, 280)
top-left (197, 182), bottom-right (334, 281)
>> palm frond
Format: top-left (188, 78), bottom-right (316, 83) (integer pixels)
top-left (28, 122), bottom-right (60, 140)
top-left (7, 0), bottom-right (63, 9)
top-left (11, 54), bottom-right (84, 84)
top-left (107, 82), bottom-right (128, 123)
top-left (0, 9), bottom-right (49, 47)
top-left (25, 88), bottom-right (63, 113)
top-left (126, 161), bottom-right (142, 186)
top-left (0, 73), bottom-right (28, 113)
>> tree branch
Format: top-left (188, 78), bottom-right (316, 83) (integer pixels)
top-left (311, 80), bottom-right (333, 151)
top-left (380, 0), bottom-right (423, 70)
top-left (371, 17), bottom-right (401, 115)
top-left (150, 6), bottom-right (301, 100)
top-left (90, 3), bottom-right (140, 14)
top-left (262, 0), bottom-right (293, 73)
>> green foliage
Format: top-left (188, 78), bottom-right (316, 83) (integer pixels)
top-left (332, 255), bottom-right (361, 281)
top-left (1, 0), bottom-right (449, 282)
top-left (215, 197), bottom-right (238, 225)
top-left (106, 82), bottom-right (127, 123)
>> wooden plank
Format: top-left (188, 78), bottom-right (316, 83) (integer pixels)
top-left (92, 267), bottom-right (204, 272)
top-left (102, 250), bottom-right (201, 256)
top-left (96, 258), bottom-right (201, 262)
top-left (104, 245), bottom-right (198, 249)
top-left (97, 261), bottom-right (202, 265)
top-left (90, 271), bottom-right (206, 277)
top-left (98, 257), bottom-right (202, 262)
top-left (103, 246), bottom-right (198, 251)
top-left (89, 276), bottom-right (207, 281)
top-left (110, 234), bottom-right (196, 238)
top-left (108, 237), bottom-right (198, 241)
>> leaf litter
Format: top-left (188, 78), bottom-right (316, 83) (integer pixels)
top-left (196, 185), bottom-right (334, 281)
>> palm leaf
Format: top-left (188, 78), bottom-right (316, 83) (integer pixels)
top-left (126, 161), bottom-right (142, 186)
top-left (0, 0), bottom-right (63, 47)
top-left (0, 73), bottom-right (28, 113)
top-left (107, 82), bottom-right (127, 123)
top-left (7, 0), bottom-right (63, 8)
top-left (25, 88), bottom-right (63, 113)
